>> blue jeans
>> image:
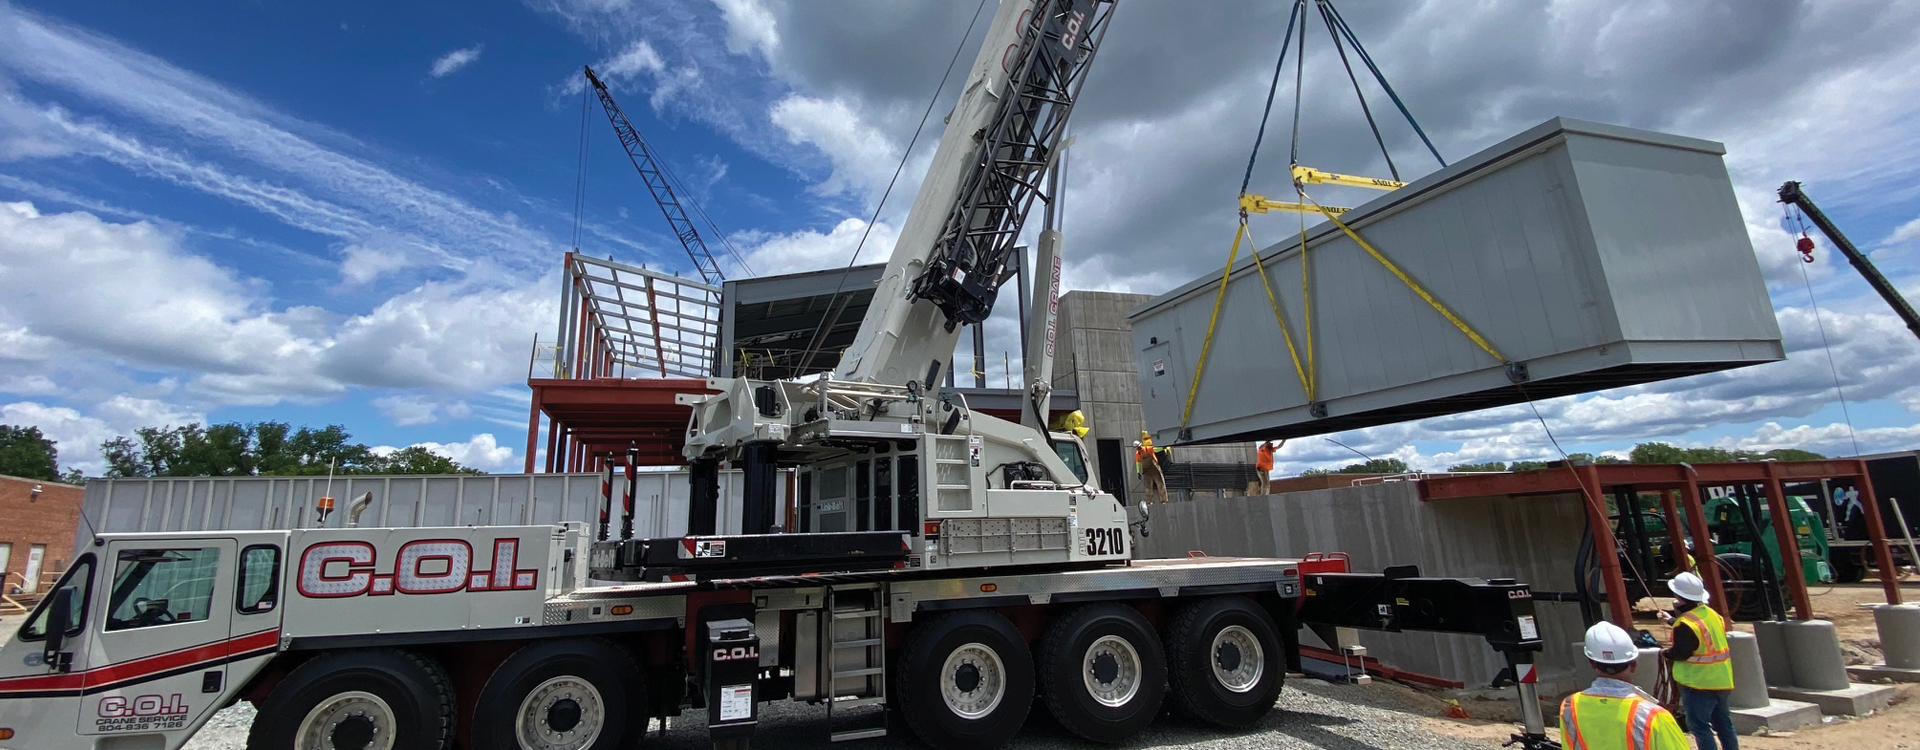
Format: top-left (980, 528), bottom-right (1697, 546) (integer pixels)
top-left (1681, 687), bottom-right (1738, 750)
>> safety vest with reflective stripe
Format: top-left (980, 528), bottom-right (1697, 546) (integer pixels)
top-left (1671, 605), bottom-right (1734, 690)
top-left (1559, 692), bottom-right (1688, 750)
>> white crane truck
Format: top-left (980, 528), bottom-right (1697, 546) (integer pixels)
top-left (0, 3), bottom-right (1556, 749)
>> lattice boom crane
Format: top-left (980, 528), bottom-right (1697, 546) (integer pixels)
top-left (585, 65), bottom-right (726, 284)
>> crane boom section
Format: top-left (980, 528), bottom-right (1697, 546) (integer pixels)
top-left (836, 0), bottom-right (1112, 387)
top-left (585, 66), bottom-right (726, 285)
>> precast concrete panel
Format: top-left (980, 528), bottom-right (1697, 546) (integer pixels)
top-left (1129, 118), bottom-right (1783, 444)
top-left (76, 471), bottom-right (780, 550)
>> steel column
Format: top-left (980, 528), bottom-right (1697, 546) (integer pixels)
top-left (544, 415), bottom-right (561, 473)
top-left (525, 386), bottom-right (542, 474)
top-left (1761, 464), bottom-right (1815, 620)
top-left (1658, 490), bottom-right (1689, 575)
top-left (1577, 464), bottom-right (1634, 628)
top-left (1852, 460), bottom-right (1905, 605)
top-left (1677, 478), bottom-right (1728, 609)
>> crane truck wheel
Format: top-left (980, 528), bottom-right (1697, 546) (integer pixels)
top-left (246, 648), bottom-right (454, 750)
top-left (894, 610), bottom-right (1035, 750)
top-left (1038, 603), bottom-right (1168, 744)
top-left (1164, 596), bottom-right (1283, 728)
top-left (471, 638), bottom-right (644, 750)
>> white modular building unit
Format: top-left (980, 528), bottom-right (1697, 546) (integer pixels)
top-left (1130, 118), bottom-right (1783, 445)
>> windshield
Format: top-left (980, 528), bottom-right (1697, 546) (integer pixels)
top-left (1053, 439), bottom-right (1090, 486)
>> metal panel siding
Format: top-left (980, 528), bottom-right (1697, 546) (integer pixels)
top-left (1129, 119), bottom-right (1781, 444)
top-left (75, 471), bottom-right (780, 549)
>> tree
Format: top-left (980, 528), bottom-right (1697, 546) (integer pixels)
top-left (1448, 461), bottom-right (1508, 472)
top-left (0, 424), bottom-right (59, 481)
top-left (1507, 460), bottom-right (1550, 472)
top-left (96, 421), bottom-right (480, 477)
top-left (1334, 458), bottom-right (1408, 474)
top-left (373, 446), bottom-right (483, 475)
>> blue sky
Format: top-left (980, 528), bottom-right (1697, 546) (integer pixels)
top-left (1, 0), bottom-right (1917, 475)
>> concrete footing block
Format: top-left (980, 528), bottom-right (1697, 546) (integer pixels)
top-left (1729, 699), bottom-right (1822, 736)
top-left (1780, 619), bottom-right (1851, 690)
top-left (1876, 604), bottom-right (1920, 669)
top-left (1753, 620), bottom-right (1795, 687)
top-left (1846, 664), bottom-right (1920, 683)
top-left (1728, 632), bottom-right (1770, 709)
top-left (1767, 683), bottom-right (1898, 717)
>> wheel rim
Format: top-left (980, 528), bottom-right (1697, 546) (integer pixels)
top-left (514, 675), bottom-right (606, 750)
top-left (940, 642), bottom-right (1007, 720)
top-left (1081, 634), bottom-right (1143, 708)
top-left (1211, 625), bottom-right (1264, 694)
top-left (296, 690), bottom-right (396, 750)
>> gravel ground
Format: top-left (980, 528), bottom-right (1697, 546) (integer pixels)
top-left (181, 679), bottom-right (1502, 750)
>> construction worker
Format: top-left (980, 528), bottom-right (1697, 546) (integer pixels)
top-left (1133, 439), bottom-right (1167, 505)
top-left (1561, 621), bottom-right (1689, 750)
top-left (1660, 571), bottom-right (1738, 750)
top-left (1254, 440), bottom-right (1281, 495)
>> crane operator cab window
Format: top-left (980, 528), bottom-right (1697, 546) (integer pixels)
top-left (105, 547), bottom-right (220, 631)
top-left (1053, 439), bottom-right (1091, 486)
top-left (19, 555), bottom-right (93, 641)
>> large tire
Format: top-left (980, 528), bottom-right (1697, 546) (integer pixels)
top-left (894, 611), bottom-right (1035, 750)
top-left (1830, 549), bottom-right (1866, 584)
top-left (247, 648), bottom-right (453, 750)
top-left (1164, 596), bottom-right (1283, 728)
top-left (472, 638), bottom-right (645, 750)
top-left (1717, 553), bottom-right (1773, 621)
top-left (1039, 604), bottom-right (1167, 744)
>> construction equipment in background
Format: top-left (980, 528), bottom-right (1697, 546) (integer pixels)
top-left (1778, 180), bottom-right (1920, 343)
top-left (585, 65), bottom-right (731, 285)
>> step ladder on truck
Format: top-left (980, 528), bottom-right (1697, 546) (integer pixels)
top-left (0, 2), bottom-right (1560, 749)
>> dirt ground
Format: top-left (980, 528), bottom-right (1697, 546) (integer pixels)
top-left (1392, 580), bottom-right (1920, 749)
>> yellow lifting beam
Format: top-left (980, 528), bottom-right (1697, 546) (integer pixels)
top-left (1291, 164), bottom-right (1404, 191)
top-left (1240, 193), bottom-right (1350, 216)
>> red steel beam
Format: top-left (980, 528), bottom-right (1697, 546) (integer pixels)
top-left (1578, 464), bottom-right (1635, 628)
top-left (1658, 490), bottom-right (1689, 576)
top-left (1761, 463), bottom-right (1815, 620)
top-left (1677, 476), bottom-right (1728, 611)
top-left (1853, 459), bottom-right (1905, 605)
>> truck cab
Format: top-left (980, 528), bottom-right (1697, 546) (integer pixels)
top-left (0, 532), bottom-right (287, 750)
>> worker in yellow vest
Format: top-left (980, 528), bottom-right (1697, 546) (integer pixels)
top-left (1562, 621), bottom-right (1689, 750)
top-left (1660, 571), bottom-right (1737, 750)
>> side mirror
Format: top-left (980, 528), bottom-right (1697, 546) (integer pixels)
top-left (43, 587), bottom-right (73, 670)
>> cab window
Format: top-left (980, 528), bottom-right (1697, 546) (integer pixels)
top-left (20, 554), bottom-right (94, 641)
top-left (236, 545), bottom-right (280, 614)
top-left (1053, 440), bottom-right (1090, 484)
top-left (105, 547), bottom-right (220, 631)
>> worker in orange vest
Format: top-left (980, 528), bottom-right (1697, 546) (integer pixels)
top-left (1660, 571), bottom-right (1737, 750)
top-left (1133, 439), bottom-right (1167, 505)
top-left (1561, 621), bottom-right (1689, 750)
top-left (1253, 440), bottom-right (1282, 495)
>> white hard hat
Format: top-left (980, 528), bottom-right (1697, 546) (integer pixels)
top-left (1670, 572), bottom-right (1709, 603)
top-left (1583, 621), bottom-right (1639, 665)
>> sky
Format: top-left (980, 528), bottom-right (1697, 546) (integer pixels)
top-left (1, 0), bottom-right (1917, 476)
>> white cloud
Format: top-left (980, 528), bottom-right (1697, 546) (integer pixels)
top-left (373, 394), bottom-right (472, 426)
top-left (2, 395), bottom-right (205, 475)
top-left (0, 202), bottom-right (555, 407)
top-left (383, 432), bottom-right (518, 472)
top-left (340, 243), bottom-right (414, 284)
top-left (429, 44), bottom-right (484, 78)
top-left (768, 94), bottom-right (900, 200)
top-left (732, 216), bottom-right (898, 276)
top-left (711, 0), bottom-right (777, 59)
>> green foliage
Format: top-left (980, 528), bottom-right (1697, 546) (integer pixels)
top-left (0, 424), bottom-right (60, 481)
top-left (1301, 458), bottom-right (1410, 476)
top-left (99, 422), bottom-right (480, 477)
top-left (1627, 442), bottom-right (1824, 465)
top-left (1447, 461), bottom-right (1509, 472)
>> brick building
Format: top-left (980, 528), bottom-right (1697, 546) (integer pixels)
top-left (0, 474), bottom-right (83, 597)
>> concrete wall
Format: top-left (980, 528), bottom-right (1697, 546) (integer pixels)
top-left (1057, 291), bottom-right (1254, 503)
top-left (1135, 482), bottom-right (1589, 689)
top-left (0, 475), bottom-right (83, 593)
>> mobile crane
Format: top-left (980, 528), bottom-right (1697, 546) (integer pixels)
top-left (0, 3), bottom-right (1559, 750)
